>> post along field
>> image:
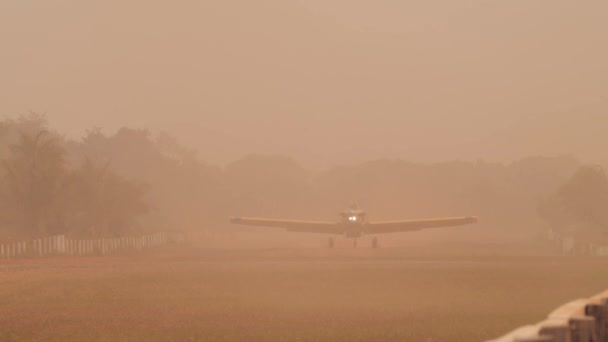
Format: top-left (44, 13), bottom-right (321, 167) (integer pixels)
top-left (2, 240), bottom-right (608, 341)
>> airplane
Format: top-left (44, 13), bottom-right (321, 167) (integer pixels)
top-left (229, 204), bottom-right (478, 248)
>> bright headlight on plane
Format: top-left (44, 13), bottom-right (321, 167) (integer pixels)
top-left (349, 216), bottom-right (357, 221)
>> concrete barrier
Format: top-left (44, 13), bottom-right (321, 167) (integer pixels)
top-left (488, 291), bottom-right (608, 341)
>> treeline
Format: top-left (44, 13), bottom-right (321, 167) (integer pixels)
top-left (539, 165), bottom-right (608, 243)
top-left (0, 114), bottom-right (596, 240)
top-left (0, 115), bottom-right (148, 238)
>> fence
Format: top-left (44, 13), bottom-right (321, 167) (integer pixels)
top-left (0, 232), bottom-right (186, 260)
top-left (547, 229), bottom-right (608, 256)
top-left (488, 289), bottom-right (608, 341)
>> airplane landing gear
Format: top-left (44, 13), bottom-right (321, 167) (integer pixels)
top-left (372, 237), bottom-right (378, 249)
top-left (328, 237), bottom-right (335, 249)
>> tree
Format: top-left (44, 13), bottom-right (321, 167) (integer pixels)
top-left (538, 165), bottom-right (608, 240)
top-left (68, 159), bottom-right (149, 236)
top-left (224, 155), bottom-right (312, 218)
top-left (1, 131), bottom-right (68, 237)
top-left (0, 125), bottom-right (149, 237)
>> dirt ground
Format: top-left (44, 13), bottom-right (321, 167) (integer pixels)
top-left (1, 241), bottom-right (608, 341)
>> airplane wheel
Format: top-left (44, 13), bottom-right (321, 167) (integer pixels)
top-left (328, 237), bottom-right (335, 249)
top-left (372, 237), bottom-right (378, 249)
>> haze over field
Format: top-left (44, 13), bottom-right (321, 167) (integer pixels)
top-left (1, 1), bottom-right (607, 167)
top-left (3, 3), bottom-right (608, 341)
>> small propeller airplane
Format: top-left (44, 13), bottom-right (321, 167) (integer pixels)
top-left (230, 204), bottom-right (478, 248)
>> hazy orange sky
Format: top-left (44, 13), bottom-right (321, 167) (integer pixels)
top-left (1, 1), bottom-right (606, 167)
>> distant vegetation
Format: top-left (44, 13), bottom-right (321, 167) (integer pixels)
top-left (0, 113), bottom-right (596, 241)
top-left (0, 114), bottom-right (149, 238)
top-left (538, 165), bottom-right (608, 244)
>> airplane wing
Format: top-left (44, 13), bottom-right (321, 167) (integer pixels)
top-left (230, 217), bottom-right (341, 234)
top-left (365, 216), bottom-right (477, 234)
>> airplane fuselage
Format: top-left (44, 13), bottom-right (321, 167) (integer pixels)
top-left (339, 208), bottom-right (367, 238)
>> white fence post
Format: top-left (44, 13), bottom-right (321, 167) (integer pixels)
top-left (0, 232), bottom-right (183, 260)
top-left (59, 235), bottom-right (65, 255)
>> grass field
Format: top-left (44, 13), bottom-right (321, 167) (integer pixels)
top-left (2, 245), bottom-right (608, 341)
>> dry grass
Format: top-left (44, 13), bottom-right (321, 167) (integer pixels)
top-left (1, 246), bottom-right (608, 341)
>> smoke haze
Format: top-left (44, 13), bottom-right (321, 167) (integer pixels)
top-left (3, 4), bottom-right (608, 341)
top-left (1, 1), bottom-right (607, 167)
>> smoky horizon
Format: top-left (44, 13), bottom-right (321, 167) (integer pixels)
top-left (1, 1), bottom-right (607, 168)
top-left (2, 2), bottom-right (608, 341)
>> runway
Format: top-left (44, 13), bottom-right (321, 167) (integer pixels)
top-left (2, 245), bottom-right (608, 341)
